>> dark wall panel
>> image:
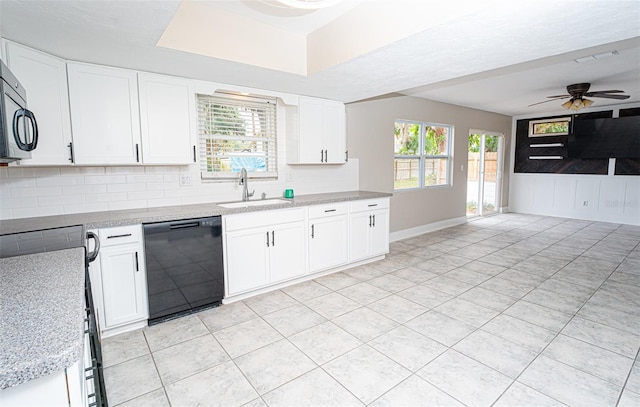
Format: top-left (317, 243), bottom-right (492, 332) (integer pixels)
top-left (514, 113), bottom-right (610, 174)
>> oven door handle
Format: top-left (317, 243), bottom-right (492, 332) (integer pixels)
top-left (86, 231), bottom-right (100, 263)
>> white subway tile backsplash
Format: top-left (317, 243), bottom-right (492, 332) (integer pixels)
top-left (4, 178), bottom-right (37, 189)
top-left (106, 166), bottom-right (145, 174)
top-left (145, 166), bottom-right (182, 174)
top-left (64, 202), bottom-right (110, 214)
top-left (86, 192), bottom-right (128, 203)
top-left (106, 183), bottom-right (143, 193)
top-left (127, 190), bottom-right (164, 201)
top-left (36, 176), bottom-right (84, 187)
top-left (0, 161), bottom-right (359, 220)
top-left (147, 197), bottom-right (183, 208)
top-left (3, 197), bottom-right (39, 209)
top-left (0, 207), bottom-right (13, 219)
top-left (163, 174), bottom-right (180, 182)
top-left (108, 199), bottom-right (148, 211)
top-left (60, 167), bottom-right (106, 176)
top-left (12, 205), bottom-right (64, 219)
top-left (85, 175), bottom-right (127, 185)
top-left (63, 184), bottom-right (108, 195)
top-left (146, 182), bottom-right (178, 191)
top-left (38, 194), bottom-right (85, 207)
top-left (11, 186), bottom-right (62, 199)
top-left (126, 174), bottom-right (164, 184)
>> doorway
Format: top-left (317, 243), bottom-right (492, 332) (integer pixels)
top-left (467, 131), bottom-right (503, 217)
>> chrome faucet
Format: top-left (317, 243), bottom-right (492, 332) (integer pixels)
top-left (239, 168), bottom-right (255, 201)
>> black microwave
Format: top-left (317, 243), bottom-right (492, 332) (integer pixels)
top-left (0, 60), bottom-right (38, 163)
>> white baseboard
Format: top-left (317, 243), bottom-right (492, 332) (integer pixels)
top-left (390, 216), bottom-right (468, 242)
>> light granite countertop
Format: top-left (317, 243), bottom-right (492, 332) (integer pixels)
top-left (0, 247), bottom-right (86, 389)
top-left (0, 190), bottom-right (391, 235)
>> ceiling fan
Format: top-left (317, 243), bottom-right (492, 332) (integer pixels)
top-left (529, 83), bottom-right (630, 111)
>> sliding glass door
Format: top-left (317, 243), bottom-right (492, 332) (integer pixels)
top-left (467, 132), bottom-right (503, 217)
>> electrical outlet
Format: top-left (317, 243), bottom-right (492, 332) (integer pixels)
top-left (285, 171), bottom-right (293, 182)
top-left (179, 174), bottom-right (193, 187)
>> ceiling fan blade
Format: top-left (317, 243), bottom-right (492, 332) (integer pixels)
top-left (584, 90), bottom-right (625, 95)
top-left (546, 95), bottom-right (570, 99)
top-left (528, 97), bottom-right (570, 107)
top-left (588, 94), bottom-right (630, 100)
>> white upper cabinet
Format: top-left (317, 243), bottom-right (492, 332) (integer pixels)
top-left (138, 73), bottom-right (196, 164)
top-left (4, 41), bottom-right (73, 166)
top-left (287, 96), bottom-right (346, 164)
top-left (67, 62), bottom-right (141, 165)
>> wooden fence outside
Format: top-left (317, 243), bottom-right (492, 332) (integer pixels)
top-left (467, 152), bottom-right (498, 182)
top-left (394, 153), bottom-right (498, 183)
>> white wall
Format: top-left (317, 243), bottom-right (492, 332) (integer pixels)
top-left (508, 102), bottom-right (640, 226)
top-left (347, 95), bottom-right (512, 234)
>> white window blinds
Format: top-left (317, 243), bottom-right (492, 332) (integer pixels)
top-left (197, 94), bottom-right (278, 179)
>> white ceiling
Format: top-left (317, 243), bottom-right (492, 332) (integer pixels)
top-left (1, 0), bottom-right (639, 116)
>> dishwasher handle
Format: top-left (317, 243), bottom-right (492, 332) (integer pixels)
top-left (169, 222), bottom-right (200, 230)
top-left (143, 217), bottom-right (222, 235)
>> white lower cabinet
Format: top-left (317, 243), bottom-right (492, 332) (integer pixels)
top-left (225, 228), bottom-right (270, 294)
top-left (90, 225), bottom-right (148, 334)
top-left (224, 208), bottom-right (307, 296)
top-left (308, 203), bottom-right (348, 273)
top-left (269, 221), bottom-right (307, 283)
top-left (223, 198), bottom-right (390, 299)
top-left (0, 360), bottom-right (86, 407)
top-left (349, 199), bottom-right (390, 262)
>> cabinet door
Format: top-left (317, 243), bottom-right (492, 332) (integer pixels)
top-left (323, 100), bottom-right (346, 164)
top-left (370, 209), bottom-right (390, 257)
top-left (4, 41), bottom-right (73, 165)
top-left (138, 73), bottom-right (195, 164)
top-left (269, 221), bottom-right (307, 283)
top-left (309, 215), bottom-right (348, 272)
top-left (297, 97), bottom-right (325, 163)
top-left (99, 245), bottom-right (147, 328)
top-left (349, 211), bottom-right (372, 262)
top-left (68, 63), bottom-right (141, 165)
top-left (226, 228), bottom-right (270, 295)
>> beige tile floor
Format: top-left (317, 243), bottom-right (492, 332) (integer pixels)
top-left (101, 213), bottom-right (640, 407)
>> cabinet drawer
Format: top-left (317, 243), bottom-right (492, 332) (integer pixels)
top-left (349, 198), bottom-right (389, 213)
top-left (98, 225), bottom-right (142, 247)
top-left (225, 208), bottom-right (306, 232)
top-left (308, 202), bottom-right (348, 219)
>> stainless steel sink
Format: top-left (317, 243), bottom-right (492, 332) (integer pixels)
top-left (218, 198), bottom-right (292, 209)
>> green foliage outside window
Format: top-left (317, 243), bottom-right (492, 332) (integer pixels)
top-left (468, 134), bottom-right (499, 153)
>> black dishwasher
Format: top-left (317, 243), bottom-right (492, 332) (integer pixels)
top-left (143, 216), bottom-right (224, 324)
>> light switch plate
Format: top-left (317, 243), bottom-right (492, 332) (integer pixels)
top-left (179, 174), bottom-right (193, 187)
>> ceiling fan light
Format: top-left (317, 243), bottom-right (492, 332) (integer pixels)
top-left (582, 98), bottom-right (594, 108)
top-left (561, 100), bottom-right (574, 109)
top-left (570, 99), bottom-right (584, 110)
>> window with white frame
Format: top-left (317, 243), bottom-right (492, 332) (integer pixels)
top-left (197, 93), bottom-right (278, 180)
top-left (394, 120), bottom-right (453, 190)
